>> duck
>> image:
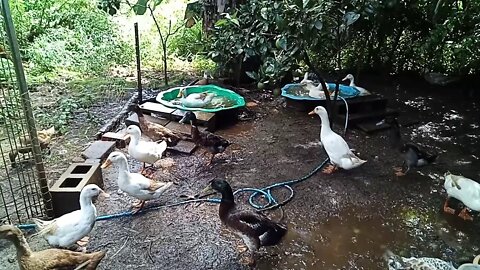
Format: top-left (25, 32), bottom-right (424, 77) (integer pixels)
top-left (102, 151), bottom-right (173, 213)
top-left (308, 106), bottom-right (366, 173)
top-left (131, 105), bottom-right (183, 146)
top-left (195, 71), bottom-right (211, 85)
top-left (443, 172), bottom-right (480, 221)
top-left (202, 179), bottom-right (287, 266)
top-left (386, 117), bottom-right (437, 176)
top-left (299, 73), bottom-right (333, 99)
top-left (384, 250), bottom-right (455, 270)
top-left (32, 184), bottom-right (109, 248)
top-left (9, 127), bottom-right (56, 167)
top-left (300, 72), bottom-right (314, 85)
top-left (126, 125), bottom-right (167, 177)
top-left (175, 87), bottom-right (215, 108)
top-left (0, 225), bottom-right (106, 270)
top-left (342, 74), bottom-right (370, 95)
top-left (179, 111), bottom-right (231, 165)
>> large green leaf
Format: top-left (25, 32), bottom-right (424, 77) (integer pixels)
top-left (314, 20), bottom-right (323, 30)
top-left (344, 12), bottom-right (360, 26)
top-left (133, 0), bottom-right (149, 15)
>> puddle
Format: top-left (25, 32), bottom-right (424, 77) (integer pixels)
top-left (256, 206), bottom-right (409, 270)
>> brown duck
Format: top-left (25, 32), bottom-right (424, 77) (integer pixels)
top-left (0, 225), bottom-right (105, 270)
top-left (131, 105), bottom-right (183, 146)
top-left (179, 112), bottom-right (231, 165)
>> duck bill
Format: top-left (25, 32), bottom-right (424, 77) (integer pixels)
top-left (179, 115), bottom-right (187, 124)
top-left (308, 110), bottom-right (315, 115)
top-left (341, 76), bottom-right (348, 81)
top-left (98, 190), bottom-right (110, 200)
top-left (201, 185), bottom-right (214, 195)
top-left (101, 159), bottom-right (112, 169)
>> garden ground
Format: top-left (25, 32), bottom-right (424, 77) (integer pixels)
top-left (1, 73), bottom-right (479, 270)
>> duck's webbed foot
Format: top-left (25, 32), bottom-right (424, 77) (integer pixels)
top-left (322, 164), bottom-right (337, 174)
top-left (443, 198), bottom-right (456, 215)
top-left (458, 208), bottom-right (474, 221)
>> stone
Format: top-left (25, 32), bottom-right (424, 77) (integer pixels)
top-left (101, 132), bottom-right (130, 148)
top-left (50, 163), bottom-right (103, 217)
top-left (81, 141), bottom-right (116, 161)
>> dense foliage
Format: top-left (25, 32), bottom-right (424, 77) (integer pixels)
top-left (209, 0), bottom-right (480, 85)
top-left (10, 0), bottom-right (132, 78)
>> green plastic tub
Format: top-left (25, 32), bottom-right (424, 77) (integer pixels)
top-left (156, 85), bottom-right (246, 113)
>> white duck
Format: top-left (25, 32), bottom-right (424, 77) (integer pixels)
top-left (308, 106), bottom-right (366, 173)
top-left (32, 184), bottom-right (109, 248)
top-left (300, 72), bottom-right (333, 99)
top-left (342, 74), bottom-right (370, 95)
top-left (126, 125), bottom-right (167, 176)
top-left (176, 87), bottom-right (215, 108)
top-left (101, 151), bottom-right (173, 212)
top-left (443, 172), bottom-right (480, 221)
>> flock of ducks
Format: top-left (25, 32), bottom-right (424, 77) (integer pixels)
top-left (1, 76), bottom-right (480, 269)
top-left (299, 72), bottom-right (370, 98)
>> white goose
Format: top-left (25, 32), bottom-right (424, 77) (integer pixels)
top-left (342, 74), bottom-right (370, 95)
top-left (126, 125), bottom-right (167, 175)
top-left (102, 151), bottom-right (173, 212)
top-left (308, 106), bottom-right (366, 173)
top-left (443, 172), bottom-right (480, 221)
top-left (32, 184), bottom-right (109, 248)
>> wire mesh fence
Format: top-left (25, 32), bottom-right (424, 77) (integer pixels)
top-left (0, 0), bottom-right (52, 224)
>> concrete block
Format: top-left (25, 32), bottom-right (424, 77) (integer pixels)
top-left (81, 141), bottom-right (116, 161)
top-left (50, 163), bottom-right (103, 217)
top-left (167, 140), bottom-right (197, 154)
top-left (101, 132), bottom-right (130, 148)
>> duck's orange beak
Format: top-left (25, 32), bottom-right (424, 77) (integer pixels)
top-left (98, 189), bottom-right (110, 200)
top-left (308, 110), bottom-right (315, 115)
top-left (101, 159), bottom-right (112, 169)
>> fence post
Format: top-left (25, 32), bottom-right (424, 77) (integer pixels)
top-left (1, 0), bottom-right (54, 218)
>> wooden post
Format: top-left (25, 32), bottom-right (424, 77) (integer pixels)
top-left (134, 22), bottom-right (142, 103)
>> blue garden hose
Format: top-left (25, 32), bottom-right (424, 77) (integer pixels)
top-left (16, 158), bottom-right (329, 230)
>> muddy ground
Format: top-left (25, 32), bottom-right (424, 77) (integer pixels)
top-left (1, 74), bottom-right (480, 270)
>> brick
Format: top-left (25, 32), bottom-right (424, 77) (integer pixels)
top-left (140, 102), bottom-right (175, 118)
top-left (165, 121), bottom-right (206, 137)
top-left (81, 141), bottom-right (116, 161)
top-left (101, 132), bottom-right (130, 148)
top-left (167, 140), bottom-right (197, 154)
top-left (50, 163), bottom-right (103, 217)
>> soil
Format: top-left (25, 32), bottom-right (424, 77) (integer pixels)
top-left (1, 74), bottom-right (480, 270)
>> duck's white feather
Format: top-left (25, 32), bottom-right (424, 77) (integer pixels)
top-left (444, 173), bottom-right (480, 211)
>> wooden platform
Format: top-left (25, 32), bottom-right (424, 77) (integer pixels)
top-left (286, 94), bottom-right (400, 133)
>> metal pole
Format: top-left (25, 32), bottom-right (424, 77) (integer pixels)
top-left (135, 22), bottom-right (142, 103)
top-left (1, 0), bottom-right (53, 218)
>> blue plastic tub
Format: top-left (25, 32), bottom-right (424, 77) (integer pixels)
top-left (281, 83), bottom-right (360, 100)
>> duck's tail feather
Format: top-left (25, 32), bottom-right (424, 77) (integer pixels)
top-left (31, 218), bottom-right (56, 237)
top-left (260, 222), bottom-right (287, 246)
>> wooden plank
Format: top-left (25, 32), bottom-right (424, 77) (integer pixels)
top-left (140, 102), bottom-right (176, 118)
top-left (167, 140), bottom-right (197, 154)
top-left (165, 121), bottom-right (206, 136)
top-left (125, 112), bottom-right (170, 127)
